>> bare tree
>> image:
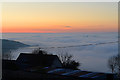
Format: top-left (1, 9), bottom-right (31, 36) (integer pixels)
top-left (58, 52), bottom-right (72, 63)
top-left (108, 54), bottom-right (120, 77)
top-left (32, 48), bottom-right (53, 56)
top-left (32, 48), bottom-right (47, 55)
top-left (58, 52), bottom-right (80, 69)
top-left (115, 54), bottom-right (120, 77)
top-left (108, 56), bottom-right (117, 73)
top-left (32, 48), bottom-right (80, 69)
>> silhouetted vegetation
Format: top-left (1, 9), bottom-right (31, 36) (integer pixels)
top-left (32, 48), bottom-right (80, 69)
top-left (32, 48), bottom-right (53, 55)
top-left (32, 48), bottom-right (48, 55)
top-left (108, 54), bottom-right (120, 77)
top-left (58, 52), bottom-right (80, 69)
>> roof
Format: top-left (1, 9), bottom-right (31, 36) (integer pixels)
top-left (17, 53), bottom-right (62, 67)
top-left (27, 67), bottom-right (115, 79)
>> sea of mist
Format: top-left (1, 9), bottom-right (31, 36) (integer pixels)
top-left (2, 32), bottom-right (118, 73)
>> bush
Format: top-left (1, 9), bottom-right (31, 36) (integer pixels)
top-left (58, 52), bottom-right (80, 69)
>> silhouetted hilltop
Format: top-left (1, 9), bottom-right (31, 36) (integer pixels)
top-left (1, 39), bottom-right (29, 53)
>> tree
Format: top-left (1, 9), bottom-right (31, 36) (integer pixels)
top-left (32, 48), bottom-right (80, 69)
top-left (108, 54), bottom-right (120, 77)
top-left (115, 54), bottom-right (120, 77)
top-left (108, 55), bottom-right (117, 73)
top-left (58, 52), bottom-right (80, 69)
top-left (32, 48), bottom-right (48, 55)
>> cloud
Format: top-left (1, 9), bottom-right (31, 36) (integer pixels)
top-left (3, 32), bottom-right (118, 72)
top-left (65, 26), bottom-right (72, 28)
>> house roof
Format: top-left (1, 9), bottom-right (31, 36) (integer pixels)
top-left (27, 67), bottom-right (115, 79)
top-left (17, 53), bottom-right (62, 67)
top-left (45, 68), bottom-right (114, 79)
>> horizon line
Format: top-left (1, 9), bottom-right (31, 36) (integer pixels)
top-left (1, 31), bottom-right (118, 34)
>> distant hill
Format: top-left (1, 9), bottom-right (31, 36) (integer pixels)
top-left (1, 39), bottom-right (30, 53)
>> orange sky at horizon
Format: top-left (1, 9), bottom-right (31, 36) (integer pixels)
top-left (2, 2), bottom-right (118, 33)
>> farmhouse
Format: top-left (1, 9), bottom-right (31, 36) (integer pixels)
top-left (16, 53), bottom-right (63, 69)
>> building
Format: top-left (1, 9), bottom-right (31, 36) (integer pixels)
top-left (2, 60), bottom-right (19, 70)
top-left (16, 53), bottom-right (62, 69)
top-left (26, 67), bottom-right (116, 80)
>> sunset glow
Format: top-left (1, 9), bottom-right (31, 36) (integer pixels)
top-left (2, 2), bottom-right (118, 33)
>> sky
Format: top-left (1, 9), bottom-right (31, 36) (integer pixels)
top-left (2, 2), bottom-right (118, 33)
